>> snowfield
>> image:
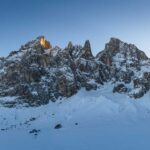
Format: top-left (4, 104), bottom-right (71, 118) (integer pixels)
top-left (0, 83), bottom-right (150, 150)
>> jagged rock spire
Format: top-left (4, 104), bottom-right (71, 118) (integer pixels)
top-left (67, 41), bottom-right (73, 49)
top-left (81, 40), bottom-right (93, 59)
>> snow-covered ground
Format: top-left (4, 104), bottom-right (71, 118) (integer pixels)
top-left (0, 83), bottom-right (150, 150)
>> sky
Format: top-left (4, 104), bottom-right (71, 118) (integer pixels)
top-left (0, 0), bottom-right (150, 57)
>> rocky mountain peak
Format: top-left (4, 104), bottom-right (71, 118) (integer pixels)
top-left (39, 36), bottom-right (52, 49)
top-left (107, 37), bottom-right (148, 60)
top-left (65, 40), bottom-right (93, 60)
top-left (20, 36), bottom-right (52, 51)
top-left (67, 41), bottom-right (74, 49)
top-left (97, 37), bottom-right (148, 66)
top-left (80, 40), bottom-right (93, 59)
top-left (105, 37), bottom-right (121, 53)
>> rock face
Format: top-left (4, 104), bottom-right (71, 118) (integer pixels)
top-left (97, 38), bottom-right (150, 99)
top-left (96, 38), bottom-right (148, 65)
top-left (0, 36), bottom-right (150, 106)
top-left (81, 40), bottom-right (93, 59)
top-left (39, 36), bottom-right (52, 49)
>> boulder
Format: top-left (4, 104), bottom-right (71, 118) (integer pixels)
top-left (113, 84), bottom-right (128, 93)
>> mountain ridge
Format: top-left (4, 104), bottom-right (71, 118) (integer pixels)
top-left (0, 36), bottom-right (150, 106)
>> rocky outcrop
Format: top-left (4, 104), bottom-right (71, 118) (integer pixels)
top-left (0, 36), bottom-right (150, 106)
top-left (96, 38), bottom-right (148, 66)
top-left (113, 84), bottom-right (128, 93)
top-left (97, 38), bottom-right (150, 98)
top-left (0, 36), bottom-right (110, 105)
top-left (20, 36), bottom-right (52, 51)
top-left (39, 36), bottom-right (52, 49)
top-left (81, 40), bottom-right (93, 59)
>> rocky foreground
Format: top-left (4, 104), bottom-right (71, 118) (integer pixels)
top-left (0, 36), bottom-right (150, 106)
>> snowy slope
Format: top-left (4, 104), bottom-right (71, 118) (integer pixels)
top-left (0, 83), bottom-right (150, 150)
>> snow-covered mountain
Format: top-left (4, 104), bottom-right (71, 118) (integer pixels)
top-left (0, 36), bottom-right (150, 106)
top-left (0, 36), bottom-right (150, 150)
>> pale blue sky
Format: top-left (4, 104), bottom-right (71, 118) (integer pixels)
top-left (0, 0), bottom-right (150, 57)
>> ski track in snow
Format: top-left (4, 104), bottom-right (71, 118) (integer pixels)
top-left (0, 83), bottom-right (150, 150)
